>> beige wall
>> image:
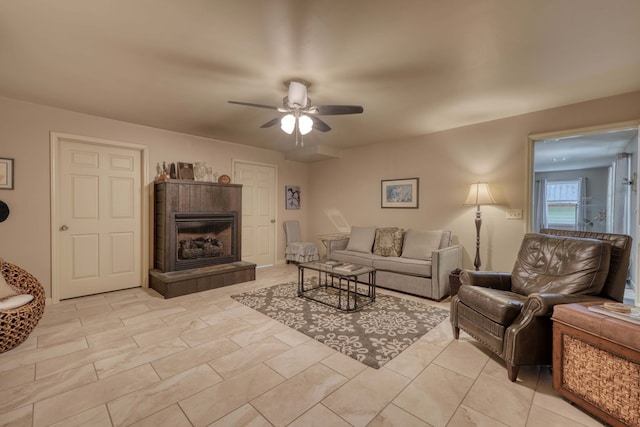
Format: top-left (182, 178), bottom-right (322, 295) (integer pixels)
top-left (308, 91), bottom-right (640, 271)
top-left (2, 91), bottom-right (640, 297)
top-left (0, 96), bottom-right (309, 297)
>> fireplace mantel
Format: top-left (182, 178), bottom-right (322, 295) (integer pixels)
top-left (150, 179), bottom-right (256, 298)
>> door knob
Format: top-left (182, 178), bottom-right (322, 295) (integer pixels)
top-left (59, 225), bottom-right (69, 231)
top-left (270, 219), bottom-right (276, 223)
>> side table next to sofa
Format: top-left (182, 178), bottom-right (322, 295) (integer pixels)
top-left (449, 268), bottom-right (462, 297)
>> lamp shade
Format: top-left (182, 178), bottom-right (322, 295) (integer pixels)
top-left (464, 182), bottom-right (496, 206)
top-left (280, 114), bottom-right (295, 134)
top-left (298, 115), bottom-right (313, 135)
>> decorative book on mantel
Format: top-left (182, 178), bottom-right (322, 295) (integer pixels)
top-left (588, 302), bottom-right (640, 326)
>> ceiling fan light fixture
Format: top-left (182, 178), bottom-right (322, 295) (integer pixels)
top-left (287, 80), bottom-right (308, 107)
top-left (228, 78), bottom-right (362, 144)
top-left (280, 114), bottom-right (295, 134)
top-left (298, 115), bottom-right (313, 135)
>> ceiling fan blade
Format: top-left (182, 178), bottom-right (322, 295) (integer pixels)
top-left (310, 116), bottom-right (331, 132)
top-left (228, 100), bottom-right (279, 110)
top-left (260, 117), bottom-right (280, 128)
top-left (312, 105), bottom-right (364, 115)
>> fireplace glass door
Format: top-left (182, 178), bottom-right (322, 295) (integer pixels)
top-left (171, 213), bottom-right (237, 270)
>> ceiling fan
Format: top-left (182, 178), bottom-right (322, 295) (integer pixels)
top-left (228, 79), bottom-right (363, 146)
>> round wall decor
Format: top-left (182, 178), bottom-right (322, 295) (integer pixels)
top-left (0, 201), bottom-right (9, 222)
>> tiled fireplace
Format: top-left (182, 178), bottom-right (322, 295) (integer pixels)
top-left (149, 180), bottom-right (256, 298)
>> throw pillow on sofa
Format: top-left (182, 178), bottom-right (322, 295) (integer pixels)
top-left (373, 227), bottom-right (404, 257)
top-left (401, 229), bottom-right (443, 260)
top-left (346, 226), bottom-right (377, 253)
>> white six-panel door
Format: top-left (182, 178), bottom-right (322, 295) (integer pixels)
top-left (54, 135), bottom-right (145, 300)
top-left (233, 160), bottom-right (276, 267)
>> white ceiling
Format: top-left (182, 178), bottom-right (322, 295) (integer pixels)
top-left (1, 0), bottom-right (640, 160)
top-left (534, 128), bottom-right (639, 172)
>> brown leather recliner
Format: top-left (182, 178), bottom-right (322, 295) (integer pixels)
top-left (450, 229), bottom-right (632, 381)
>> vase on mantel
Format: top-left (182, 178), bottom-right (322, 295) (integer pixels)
top-left (206, 166), bottom-right (218, 183)
top-left (194, 161), bottom-right (208, 181)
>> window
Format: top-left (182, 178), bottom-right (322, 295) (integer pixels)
top-left (546, 180), bottom-right (581, 227)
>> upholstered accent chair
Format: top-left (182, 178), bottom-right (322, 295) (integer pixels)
top-left (450, 230), bottom-right (632, 381)
top-left (1, 261), bottom-right (46, 353)
top-left (283, 220), bottom-right (319, 264)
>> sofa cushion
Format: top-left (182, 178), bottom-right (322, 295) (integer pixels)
top-left (373, 227), bottom-right (404, 257)
top-left (330, 250), bottom-right (376, 267)
top-left (439, 230), bottom-right (452, 249)
top-left (457, 286), bottom-right (527, 326)
top-left (346, 226), bottom-right (377, 253)
top-left (373, 256), bottom-right (432, 277)
top-left (401, 229), bottom-right (443, 260)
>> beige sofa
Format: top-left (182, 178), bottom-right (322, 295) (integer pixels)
top-left (328, 226), bottom-right (462, 300)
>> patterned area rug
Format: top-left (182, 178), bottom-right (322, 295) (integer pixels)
top-left (231, 282), bottom-right (450, 369)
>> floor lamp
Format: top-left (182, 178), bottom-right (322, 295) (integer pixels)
top-left (464, 182), bottom-right (496, 271)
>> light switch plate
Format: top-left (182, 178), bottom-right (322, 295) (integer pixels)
top-left (506, 209), bottom-right (523, 220)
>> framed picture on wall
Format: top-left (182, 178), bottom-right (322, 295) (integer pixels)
top-left (285, 185), bottom-right (301, 209)
top-left (0, 158), bottom-right (14, 190)
top-left (381, 177), bottom-right (419, 208)
top-left (177, 162), bottom-right (194, 180)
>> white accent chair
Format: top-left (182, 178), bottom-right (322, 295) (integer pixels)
top-left (283, 221), bottom-right (319, 263)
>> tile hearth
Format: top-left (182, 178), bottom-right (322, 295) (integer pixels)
top-left (0, 265), bottom-right (604, 426)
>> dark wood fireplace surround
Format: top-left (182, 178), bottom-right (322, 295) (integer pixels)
top-left (149, 180), bottom-right (256, 298)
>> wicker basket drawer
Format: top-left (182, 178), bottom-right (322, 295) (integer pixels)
top-left (552, 304), bottom-right (640, 427)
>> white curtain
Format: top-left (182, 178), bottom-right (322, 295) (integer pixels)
top-left (612, 153), bottom-right (631, 234)
top-left (576, 177), bottom-right (586, 231)
top-left (533, 179), bottom-right (547, 232)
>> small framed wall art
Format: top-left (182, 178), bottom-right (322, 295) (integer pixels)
top-left (285, 185), bottom-right (301, 209)
top-left (0, 158), bottom-right (14, 190)
top-left (177, 162), bottom-right (194, 180)
top-left (381, 177), bottom-right (419, 208)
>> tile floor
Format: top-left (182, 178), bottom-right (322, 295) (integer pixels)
top-left (0, 264), bottom-right (605, 427)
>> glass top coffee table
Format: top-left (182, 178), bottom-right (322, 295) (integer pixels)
top-left (297, 260), bottom-right (376, 312)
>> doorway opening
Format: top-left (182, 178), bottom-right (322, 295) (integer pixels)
top-left (528, 122), bottom-right (640, 306)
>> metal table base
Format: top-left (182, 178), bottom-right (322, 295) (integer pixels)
top-left (297, 262), bottom-right (376, 312)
